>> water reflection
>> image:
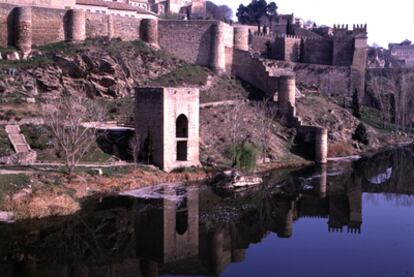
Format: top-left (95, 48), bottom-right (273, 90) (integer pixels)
top-left (0, 146), bottom-right (413, 277)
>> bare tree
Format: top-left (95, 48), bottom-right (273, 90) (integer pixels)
top-left (253, 98), bottom-right (276, 163)
top-left (42, 96), bottom-right (107, 175)
top-left (128, 133), bottom-right (140, 165)
top-left (227, 97), bottom-right (243, 166)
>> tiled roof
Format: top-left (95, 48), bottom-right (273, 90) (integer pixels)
top-left (76, 0), bottom-right (106, 7)
top-left (75, 0), bottom-right (154, 14)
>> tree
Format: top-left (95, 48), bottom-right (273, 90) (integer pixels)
top-left (128, 133), bottom-right (140, 165)
top-left (42, 96), bottom-right (107, 175)
top-left (253, 98), bottom-right (276, 163)
top-left (352, 88), bottom-right (361, 119)
top-left (206, 1), bottom-right (233, 23)
top-left (227, 97), bottom-right (243, 166)
top-left (352, 123), bottom-right (369, 145)
top-left (236, 0), bottom-right (278, 32)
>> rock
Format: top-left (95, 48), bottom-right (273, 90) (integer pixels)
top-left (0, 52), bottom-right (2, 60)
top-left (0, 211), bottom-right (14, 223)
top-left (5, 51), bottom-right (20, 61)
top-left (211, 170), bottom-right (263, 194)
top-left (89, 168), bottom-right (103, 176)
top-left (53, 55), bottom-right (85, 78)
top-left (26, 97), bottom-right (36, 103)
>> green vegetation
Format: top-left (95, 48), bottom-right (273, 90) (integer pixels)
top-left (0, 174), bottom-right (30, 205)
top-left (226, 142), bottom-right (259, 172)
top-left (0, 127), bottom-right (14, 156)
top-left (352, 123), bottom-right (369, 145)
top-left (149, 65), bottom-right (210, 87)
top-left (360, 106), bottom-right (413, 133)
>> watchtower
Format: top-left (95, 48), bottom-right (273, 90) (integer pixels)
top-left (135, 87), bottom-right (200, 172)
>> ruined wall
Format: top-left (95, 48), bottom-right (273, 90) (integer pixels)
top-left (269, 60), bottom-right (352, 96)
top-left (232, 50), bottom-right (279, 97)
top-left (302, 38), bottom-right (333, 65)
top-left (158, 20), bottom-right (214, 66)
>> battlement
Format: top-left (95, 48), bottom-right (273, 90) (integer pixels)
top-left (275, 34), bottom-right (301, 40)
top-left (333, 24), bottom-right (349, 30)
top-left (252, 31), bottom-right (275, 38)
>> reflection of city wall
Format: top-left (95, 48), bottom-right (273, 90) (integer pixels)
top-left (8, 155), bottom-right (409, 276)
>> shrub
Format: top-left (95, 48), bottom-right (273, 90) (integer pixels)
top-left (352, 123), bottom-right (369, 145)
top-left (225, 141), bottom-right (258, 172)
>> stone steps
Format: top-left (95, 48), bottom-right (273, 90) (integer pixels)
top-left (5, 125), bottom-right (31, 153)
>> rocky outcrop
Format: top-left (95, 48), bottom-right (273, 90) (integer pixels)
top-left (0, 150), bottom-right (37, 165)
top-left (0, 39), bottom-right (183, 99)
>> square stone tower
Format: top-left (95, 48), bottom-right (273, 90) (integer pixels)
top-left (135, 87), bottom-right (200, 172)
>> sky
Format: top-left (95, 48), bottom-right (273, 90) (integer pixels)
top-left (210, 0), bottom-right (414, 47)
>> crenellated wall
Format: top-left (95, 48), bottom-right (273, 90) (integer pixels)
top-left (273, 35), bottom-right (301, 62)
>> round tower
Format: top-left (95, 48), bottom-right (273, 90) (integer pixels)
top-left (278, 75), bottom-right (296, 116)
top-left (65, 9), bottom-right (86, 42)
top-left (233, 26), bottom-right (249, 51)
top-left (14, 7), bottom-right (32, 55)
top-left (140, 19), bottom-right (159, 46)
top-left (107, 14), bottom-right (114, 39)
top-left (314, 128), bottom-right (328, 164)
top-left (211, 22), bottom-right (226, 73)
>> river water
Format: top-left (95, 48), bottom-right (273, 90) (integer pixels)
top-left (0, 146), bottom-right (413, 277)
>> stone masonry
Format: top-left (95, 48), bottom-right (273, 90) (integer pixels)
top-left (135, 87), bottom-right (200, 172)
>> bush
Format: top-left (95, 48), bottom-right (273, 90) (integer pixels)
top-left (352, 123), bottom-right (369, 145)
top-left (226, 141), bottom-right (258, 172)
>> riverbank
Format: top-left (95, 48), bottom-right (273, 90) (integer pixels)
top-left (0, 153), bottom-right (316, 221)
top-left (1, 137), bottom-right (413, 222)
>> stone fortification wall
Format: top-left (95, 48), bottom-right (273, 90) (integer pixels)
top-left (250, 33), bottom-right (273, 55)
top-left (158, 20), bottom-right (214, 67)
top-left (266, 60), bottom-right (352, 96)
top-left (85, 12), bottom-right (109, 38)
top-left (273, 35), bottom-right (301, 62)
top-left (296, 126), bottom-right (327, 164)
top-left (158, 20), bottom-right (233, 73)
top-left (302, 37), bottom-right (333, 65)
top-left (0, 3), bottom-right (159, 48)
top-left (232, 50), bottom-right (279, 97)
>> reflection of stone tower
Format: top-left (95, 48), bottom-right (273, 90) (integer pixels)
top-left (135, 87), bottom-right (200, 172)
top-left (135, 186), bottom-right (199, 264)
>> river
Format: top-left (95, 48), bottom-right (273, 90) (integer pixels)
top-left (0, 146), bottom-right (413, 277)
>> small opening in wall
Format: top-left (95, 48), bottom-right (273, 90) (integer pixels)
top-left (177, 141), bottom-right (188, 161)
top-left (176, 114), bottom-right (188, 138)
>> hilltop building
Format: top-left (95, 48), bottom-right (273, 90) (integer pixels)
top-left (388, 40), bottom-right (414, 67)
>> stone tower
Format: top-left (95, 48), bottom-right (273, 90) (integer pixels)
top-left (135, 87), bottom-right (200, 172)
top-left (135, 186), bottom-right (199, 263)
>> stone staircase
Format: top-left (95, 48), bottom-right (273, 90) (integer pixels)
top-left (5, 125), bottom-right (31, 153)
